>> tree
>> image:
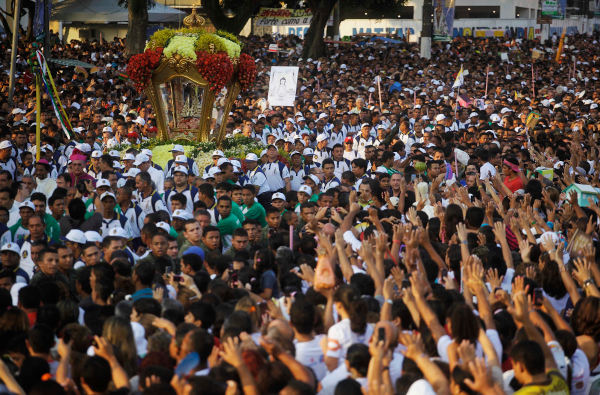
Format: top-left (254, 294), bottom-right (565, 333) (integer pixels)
top-left (118, 0), bottom-right (154, 55)
top-left (203, 0), bottom-right (260, 35)
top-left (303, 0), bottom-right (407, 59)
top-left (302, 0), bottom-right (336, 59)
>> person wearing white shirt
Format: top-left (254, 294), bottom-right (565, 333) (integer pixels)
top-left (135, 171), bottom-right (167, 215)
top-left (136, 154), bottom-right (164, 193)
top-left (331, 144), bottom-right (351, 179)
top-left (288, 151), bottom-right (305, 192)
top-left (321, 159), bottom-right (340, 192)
top-left (352, 124), bottom-right (376, 159)
top-left (290, 294), bottom-right (328, 381)
top-left (33, 159), bottom-right (56, 197)
top-left (327, 120), bottom-right (346, 149)
top-left (262, 145), bottom-right (291, 192)
top-left (314, 134), bottom-right (331, 165)
top-left (244, 153), bottom-right (270, 196)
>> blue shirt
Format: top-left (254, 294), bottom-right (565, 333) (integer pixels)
top-left (131, 287), bottom-right (153, 302)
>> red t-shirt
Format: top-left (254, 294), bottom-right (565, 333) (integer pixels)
top-left (504, 175), bottom-right (523, 193)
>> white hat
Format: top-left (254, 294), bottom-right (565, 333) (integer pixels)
top-left (108, 150), bottom-right (120, 158)
top-left (316, 133), bottom-right (328, 143)
top-left (376, 125), bottom-right (386, 130)
top-left (1, 242), bottom-right (20, 254)
top-left (112, 161), bottom-right (123, 170)
top-left (591, 103), bottom-right (599, 110)
top-left (19, 200), bottom-right (35, 211)
top-left (271, 192), bottom-right (286, 201)
top-left (304, 174), bottom-right (320, 185)
top-left (133, 117), bottom-right (145, 126)
top-left (124, 168), bottom-right (141, 178)
top-left (91, 150), bottom-right (102, 158)
top-left (155, 221), bottom-right (171, 233)
top-left (11, 108), bottom-right (25, 115)
top-left (134, 154), bottom-right (149, 166)
top-left (0, 141), bottom-right (12, 150)
top-left (84, 231), bottom-right (103, 243)
top-left (297, 116), bottom-right (306, 122)
top-left (469, 112), bottom-right (479, 118)
top-left (290, 151), bottom-right (301, 157)
top-left (96, 178), bottom-right (111, 188)
top-left (170, 144), bottom-right (185, 152)
top-left (175, 155), bottom-right (187, 164)
top-left (318, 113), bottom-right (328, 120)
top-left (208, 167), bottom-right (222, 176)
top-left (108, 227), bottom-right (129, 239)
top-left (100, 192), bottom-right (116, 201)
top-left (298, 185), bottom-right (312, 196)
top-left (489, 114), bottom-right (501, 123)
top-left (302, 148), bottom-right (314, 156)
top-left (212, 150), bottom-right (224, 157)
top-left (77, 143), bottom-right (92, 153)
top-left (500, 107), bottom-right (513, 114)
top-left (361, 123), bottom-right (371, 129)
top-left (102, 126), bottom-right (113, 133)
top-left (286, 118), bottom-right (295, 124)
top-left (375, 166), bottom-right (388, 174)
top-left (217, 157), bottom-right (231, 167)
top-left (435, 114), bottom-right (446, 122)
top-left (65, 229), bottom-right (87, 244)
top-left (173, 209), bottom-right (193, 220)
top-left (173, 165), bottom-right (188, 175)
top-left (245, 153), bottom-right (258, 161)
top-left (230, 160), bottom-right (241, 169)
top-left (260, 149), bottom-right (268, 157)
top-left (141, 149), bottom-right (153, 158)
top-left (122, 153), bottom-right (135, 161)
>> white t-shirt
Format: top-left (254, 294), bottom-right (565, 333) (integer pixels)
top-left (436, 329), bottom-right (503, 364)
top-left (295, 335), bottom-right (328, 381)
top-left (570, 348), bottom-right (591, 395)
top-left (326, 318), bottom-right (374, 364)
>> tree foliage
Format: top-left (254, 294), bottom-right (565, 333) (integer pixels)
top-left (117, 0), bottom-right (155, 55)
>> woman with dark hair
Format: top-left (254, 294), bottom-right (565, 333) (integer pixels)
top-left (502, 155), bottom-right (524, 193)
top-left (441, 203), bottom-right (463, 243)
top-left (253, 248), bottom-right (279, 299)
top-left (324, 285), bottom-right (373, 372)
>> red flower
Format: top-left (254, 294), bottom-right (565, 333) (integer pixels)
top-left (195, 51), bottom-right (234, 93)
top-left (237, 53), bottom-right (257, 91)
top-left (126, 47), bottom-right (163, 91)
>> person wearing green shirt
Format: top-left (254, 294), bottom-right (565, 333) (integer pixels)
top-left (30, 192), bottom-right (61, 242)
top-left (380, 151), bottom-right (400, 175)
top-left (241, 185), bottom-right (267, 227)
top-left (215, 196), bottom-right (241, 251)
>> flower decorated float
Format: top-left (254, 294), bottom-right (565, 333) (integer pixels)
top-left (126, 7), bottom-right (257, 145)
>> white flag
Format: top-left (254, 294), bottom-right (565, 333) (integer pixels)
top-left (452, 64), bottom-right (464, 89)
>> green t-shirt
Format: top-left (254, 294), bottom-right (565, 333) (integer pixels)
top-left (242, 201), bottom-right (267, 227)
top-left (218, 213), bottom-right (242, 236)
top-left (231, 201), bottom-right (245, 223)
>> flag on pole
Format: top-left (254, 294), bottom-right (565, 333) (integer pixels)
top-left (452, 65), bottom-right (464, 89)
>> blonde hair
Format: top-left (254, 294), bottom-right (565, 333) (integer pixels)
top-left (102, 316), bottom-right (138, 376)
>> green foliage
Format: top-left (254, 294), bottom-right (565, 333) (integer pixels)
top-left (146, 29), bottom-right (175, 50)
top-left (194, 33), bottom-right (227, 53)
top-left (216, 30), bottom-right (243, 48)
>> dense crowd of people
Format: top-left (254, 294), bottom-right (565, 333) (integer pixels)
top-left (0, 21), bottom-right (599, 395)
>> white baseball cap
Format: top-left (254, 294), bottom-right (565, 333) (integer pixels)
top-left (208, 167), bottom-right (222, 176)
top-left (316, 134), bottom-right (328, 143)
top-left (175, 155), bottom-right (187, 163)
top-left (91, 150), bottom-right (102, 158)
top-left (469, 112), bottom-right (479, 118)
top-left (217, 157), bottom-right (231, 166)
top-left (361, 123), bottom-right (371, 129)
top-left (290, 151), bottom-right (301, 157)
top-left (303, 148), bottom-right (314, 156)
top-left (19, 200), bottom-right (35, 211)
top-left (260, 149), bottom-right (267, 157)
top-left (84, 231), bottom-right (103, 243)
top-left (318, 113), bottom-right (328, 119)
top-left (0, 141), bottom-right (12, 150)
top-left (271, 192), bottom-right (286, 201)
top-left (100, 192), bottom-right (116, 201)
top-left (173, 165), bottom-right (188, 175)
top-left (245, 153), bottom-right (258, 161)
top-left (77, 143), bottom-right (92, 153)
top-left (122, 153), bottom-right (135, 161)
top-left (96, 178), bottom-right (111, 188)
top-left (173, 209), bottom-right (193, 220)
top-left (108, 227), bottom-right (129, 239)
top-left (134, 154), bottom-right (149, 165)
top-left (435, 114), bottom-right (446, 122)
top-left (141, 149), bottom-right (153, 158)
top-left (65, 229), bottom-right (87, 244)
top-left (155, 221), bottom-right (171, 233)
top-left (212, 150), bottom-right (224, 157)
top-left (170, 144), bottom-right (185, 152)
top-left (102, 126), bottom-right (113, 133)
top-left (298, 185), bottom-right (312, 196)
top-left (124, 168), bottom-right (140, 178)
top-left (108, 150), bottom-right (120, 158)
top-left (1, 242), bottom-right (20, 254)
top-left (304, 174), bottom-right (320, 185)
top-left (375, 166), bottom-right (388, 174)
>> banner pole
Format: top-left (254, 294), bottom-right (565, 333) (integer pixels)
top-left (35, 73), bottom-right (41, 161)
